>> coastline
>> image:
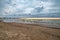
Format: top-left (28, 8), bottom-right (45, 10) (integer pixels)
top-left (0, 22), bottom-right (60, 40)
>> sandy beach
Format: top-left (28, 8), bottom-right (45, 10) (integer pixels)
top-left (0, 22), bottom-right (60, 40)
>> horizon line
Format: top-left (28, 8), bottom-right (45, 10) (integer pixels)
top-left (20, 18), bottom-right (60, 20)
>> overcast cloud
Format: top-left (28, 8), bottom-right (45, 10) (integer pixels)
top-left (0, 0), bottom-right (60, 18)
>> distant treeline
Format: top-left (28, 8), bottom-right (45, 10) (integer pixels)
top-left (0, 17), bottom-right (17, 19)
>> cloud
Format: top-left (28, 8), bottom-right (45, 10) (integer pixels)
top-left (24, 8), bottom-right (34, 14)
top-left (0, 0), bottom-right (60, 17)
top-left (2, 5), bottom-right (16, 15)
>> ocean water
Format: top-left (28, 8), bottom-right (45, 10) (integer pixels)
top-left (3, 19), bottom-right (60, 28)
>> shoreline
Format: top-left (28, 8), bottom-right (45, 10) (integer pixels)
top-left (0, 22), bottom-right (60, 40)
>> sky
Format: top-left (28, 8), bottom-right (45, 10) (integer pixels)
top-left (0, 0), bottom-right (60, 18)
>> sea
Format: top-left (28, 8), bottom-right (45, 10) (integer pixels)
top-left (3, 19), bottom-right (60, 28)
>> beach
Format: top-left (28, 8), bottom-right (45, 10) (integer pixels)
top-left (0, 22), bottom-right (60, 40)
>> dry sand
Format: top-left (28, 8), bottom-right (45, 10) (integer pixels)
top-left (0, 22), bottom-right (60, 40)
